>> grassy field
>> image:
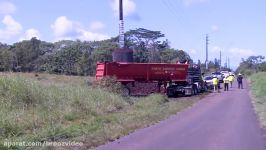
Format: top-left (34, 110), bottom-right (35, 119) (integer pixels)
top-left (0, 72), bottom-right (206, 150)
top-left (250, 72), bottom-right (266, 128)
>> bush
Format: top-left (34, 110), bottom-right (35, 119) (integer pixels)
top-left (93, 76), bottom-right (124, 94)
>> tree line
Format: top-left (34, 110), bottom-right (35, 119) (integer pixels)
top-left (236, 55), bottom-right (266, 76)
top-left (0, 28), bottom-right (191, 76)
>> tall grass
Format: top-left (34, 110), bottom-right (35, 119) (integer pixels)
top-left (250, 72), bottom-right (266, 127)
top-left (0, 76), bottom-right (127, 147)
top-left (0, 74), bottom-right (203, 149)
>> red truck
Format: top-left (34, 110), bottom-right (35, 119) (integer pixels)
top-left (96, 62), bottom-right (205, 97)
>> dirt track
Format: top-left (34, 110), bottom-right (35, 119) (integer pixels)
top-left (95, 80), bottom-right (266, 150)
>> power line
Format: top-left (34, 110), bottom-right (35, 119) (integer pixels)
top-left (160, 0), bottom-right (184, 26)
top-left (166, 0), bottom-right (183, 17)
top-left (168, 0), bottom-right (186, 24)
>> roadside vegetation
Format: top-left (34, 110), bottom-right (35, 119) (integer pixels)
top-left (236, 55), bottom-right (266, 128)
top-left (250, 72), bottom-right (266, 128)
top-left (0, 73), bottom-right (204, 149)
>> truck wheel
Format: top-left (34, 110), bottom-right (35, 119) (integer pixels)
top-left (195, 87), bottom-right (199, 95)
top-left (190, 86), bottom-right (195, 96)
top-left (190, 88), bottom-right (194, 96)
top-left (167, 89), bottom-right (174, 98)
top-left (121, 86), bottom-right (131, 96)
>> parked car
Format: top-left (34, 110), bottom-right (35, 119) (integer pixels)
top-left (203, 76), bottom-right (213, 90)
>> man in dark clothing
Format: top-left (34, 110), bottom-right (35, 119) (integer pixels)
top-left (237, 73), bottom-right (243, 89)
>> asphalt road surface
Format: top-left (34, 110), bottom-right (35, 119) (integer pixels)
top-left (95, 80), bottom-right (266, 150)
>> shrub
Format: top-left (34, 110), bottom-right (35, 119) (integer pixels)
top-left (93, 76), bottom-right (124, 94)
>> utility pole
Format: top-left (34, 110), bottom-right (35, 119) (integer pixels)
top-left (219, 50), bottom-right (222, 71)
top-left (228, 57), bottom-right (230, 70)
top-left (205, 34), bottom-right (209, 70)
top-left (119, 0), bottom-right (124, 48)
top-left (225, 56), bottom-right (229, 69)
top-left (225, 56), bottom-right (227, 68)
top-left (113, 0), bottom-right (133, 62)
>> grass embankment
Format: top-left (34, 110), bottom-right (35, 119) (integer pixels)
top-left (0, 73), bottom-right (203, 150)
top-left (250, 72), bottom-right (266, 128)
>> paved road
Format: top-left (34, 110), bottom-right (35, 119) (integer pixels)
top-left (95, 80), bottom-right (266, 150)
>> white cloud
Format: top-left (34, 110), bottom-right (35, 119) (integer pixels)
top-left (210, 47), bottom-right (257, 68)
top-left (211, 25), bottom-right (219, 32)
top-left (20, 28), bottom-right (41, 41)
top-left (228, 48), bottom-right (256, 57)
top-left (51, 16), bottom-right (75, 37)
top-left (51, 16), bottom-right (109, 41)
top-left (77, 29), bottom-right (109, 41)
top-left (0, 15), bottom-right (23, 40)
top-left (189, 49), bottom-right (197, 55)
top-left (0, 2), bottom-right (16, 14)
top-left (2, 15), bottom-right (22, 34)
top-left (227, 48), bottom-right (256, 68)
top-left (210, 46), bottom-right (222, 53)
top-left (110, 0), bottom-right (136, 17)
top-left (89, 21), bottom-right (105, 31)
top-left (188, 49), bottom-right (198, 61)
top-left (183, 0), bottom-right (209, 6)
top-left (200, 45), bottom-right (257, 69)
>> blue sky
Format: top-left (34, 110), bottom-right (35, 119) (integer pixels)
top-left (0, 0), bottom-right (265, 69)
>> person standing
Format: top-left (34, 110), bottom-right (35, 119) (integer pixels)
top-left (228, 73), bottom-right (235, 88)
top-left (237, 73), bottom-right (243, 89)
top-left (223, 75), bottom-right (230, 91)
top-left (213, 75), bottom-right (219, 92)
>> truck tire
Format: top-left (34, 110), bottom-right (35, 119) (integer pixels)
top-left (195, 86), bottom-right (199, 95)
top-left (121, 86), bottom-right (131, 96)
top-left (167, 89), bottom-right (175, 98)
top-left (192, 85), bottom-right (197, 95)
top-left (189, 87), bottom-right (194, 96)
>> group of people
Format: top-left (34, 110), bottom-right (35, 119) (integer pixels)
top-left (212, 73), bottom-right (244, 92)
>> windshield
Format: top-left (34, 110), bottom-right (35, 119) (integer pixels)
top-left (204, 76), bottom-right (213, 80)
top-left (212, 72), bottom-right (221, 75)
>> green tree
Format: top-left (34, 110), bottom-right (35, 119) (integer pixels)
top-left (0, 47), bottom-right (15, 71)
top-left (125, 28), bottom-right (165, 62)
top-left (50, 44), bottom-right (82, 75)
top-left (236, 55), bottom-right (265, 75)
top-left (11, 37), bottom-right (41, 72)
top-left (174, 50), bottom-right (191, 63)
top-left (159, 48), bottom-right (178, 63)
top-left (133, 41), bottom-right (149, 63)
top-left (78, 51), bottom-right (92, 75)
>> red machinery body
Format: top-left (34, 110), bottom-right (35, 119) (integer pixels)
top-left (96, 62), bottom-right (189, 83)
